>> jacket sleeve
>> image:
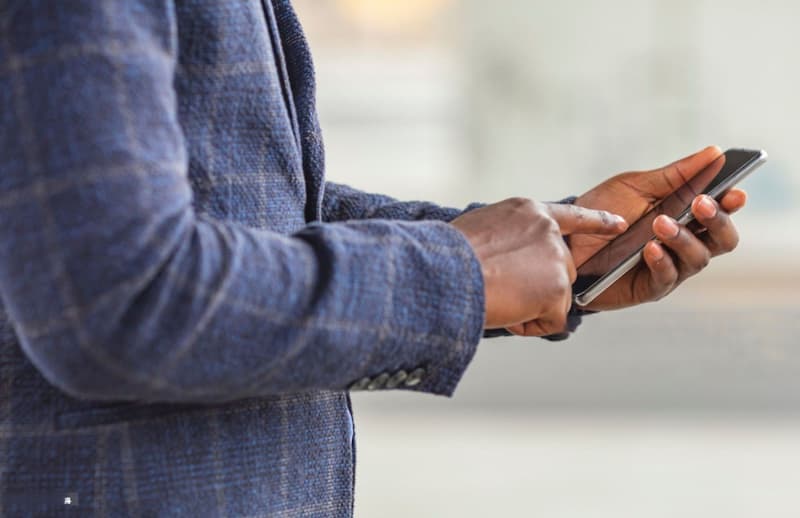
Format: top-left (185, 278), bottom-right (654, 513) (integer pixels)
top-left (0, 1), bottom-right (484, 403)
top-left (322, 181), bottom-right (486, 223)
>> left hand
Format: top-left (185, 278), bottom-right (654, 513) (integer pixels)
top-left (571, 145), bottom-right (748, 311)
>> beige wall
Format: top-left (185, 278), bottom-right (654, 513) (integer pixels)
top-left (297, 0), bottom-right (800, 257)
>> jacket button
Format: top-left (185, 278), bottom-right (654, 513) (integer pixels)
top-left (367, 372), bottom-right (390, 391)
top-left (385, 370), bottom-right (408, 389)
top-left (404, 368), bottom-right (426, 387)
top-left (348, 377), bottom-right (371, 391)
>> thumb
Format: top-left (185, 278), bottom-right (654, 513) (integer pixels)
top-left (546, 203), bottom-right (628, 235)
top-left (646, 145), bottom-right (724, 198)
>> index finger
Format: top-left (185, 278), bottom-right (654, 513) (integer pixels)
top-left (546, 203), bottom-right (628, 236)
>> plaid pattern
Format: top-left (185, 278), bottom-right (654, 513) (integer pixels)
top-left (0, 0), bottom-right (489, 515)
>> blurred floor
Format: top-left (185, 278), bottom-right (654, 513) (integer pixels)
top-left (353, 413), bottom-right (800, 518)
top-left (352, 272), bottom-right (800, 517)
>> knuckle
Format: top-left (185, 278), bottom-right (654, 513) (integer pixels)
top-left (654, 265), bottom-right (678, 291)
top-left (509, 196), bottom-right (535, 211)
top-left (545, 277), bottom-right (569, 303)
top-left (667, 262), bottom-right (680, 283)
top-left (653, 287), bottom-right (672, 302)
top-left (541, 214), bottom-right (560, 235)
top-left (546, 311), bottom-right (568, 334)
top-left (549, 216), bottom-right (561, 233)
top-left (568, 265), bottom-right (578, 285)
top-left (689, 248), bottom-right (712, 272)
top-left (663, 261), bottom-right (679, 283)
top-left (551, 244), bottom-right (570, 268)
top-left (701, 249), bottom-right (712, 268)
top-left (652, 275), bottom-right (677, 300)
top-left (553, 268), bottom-right (572, 295)
top-left (725, 233), bottom-right (740, 252)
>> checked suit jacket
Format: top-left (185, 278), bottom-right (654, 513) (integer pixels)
top-left (0, 0), bottom-right (583, 516)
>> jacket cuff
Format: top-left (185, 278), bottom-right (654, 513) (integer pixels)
top-left (482, 305), bottom-right (595, 340)
top-left (408, 221), bottom-right (486, 396)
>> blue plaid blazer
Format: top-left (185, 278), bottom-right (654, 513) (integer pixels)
top-left (0, 0), bottom-right (490, 515)
top-left (0, 0), bottom-right (584, 515)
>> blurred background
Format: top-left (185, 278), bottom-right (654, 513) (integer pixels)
top-left (293, 1), bottom-right (800, 516)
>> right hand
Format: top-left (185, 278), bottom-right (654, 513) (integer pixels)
top-left (450, 198), bottom-right (627, 336)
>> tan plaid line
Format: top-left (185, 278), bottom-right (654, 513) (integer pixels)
top-left (0, 40), bottom-right (172, 78)
top-left (277, 398), bottom-right (290, 510)
top-left (353, 230), bottom-right (397, 379)
top-left (315, 220), bottom-right (477, 258)
top-left (227, 233), bottom-right (321, 398)
top-left (0, 159), bottom-right (185, 209)
top-left (267, 500), bottom-right (342, 518)
top-left (208, 410), bottom-right (229, 518)
top-left (93, 428), bottom-right (110, 518)
top-left (178, 61), bottom-right (272, 79)
top-left (190, 171), bottom-right (302, 192)
top-left (19, 215), bottom-right (190, 341)
top-left (0, 395), bottom-right (314, 438)
top-left (146, 219), bottom-right (240, 380)
top-left (0, 357), bottom-right (12, 517)
top-left (119, 424), bottom-right (142, 518)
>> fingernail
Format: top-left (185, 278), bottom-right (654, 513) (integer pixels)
top-left (656, 215), bottom-right (680, 239)
top-left (697, 195), bottom-right (717, 218)
top-left (614, 215), bottom-right (628, 230)
top-left (650, 243), bottom-right (664, 261)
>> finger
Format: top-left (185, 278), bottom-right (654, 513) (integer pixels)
top-left (647, 145), bottom-right (723, 198)
top-left (506, 320), bottom-right (545, 337)
top-left (653, 215), bottom-right (711, 277)
top-left (687, 189), bottom-right (746, 235)
top-left (518, 314), bottom-right (568, 337)
top-left (506, 323), bottom-right (526, 336)
top-left (546, 203), bottom-right (628, 236)
top-left (691, 195), bottom-right (739, 256)
top-left (719, 188), bottom-right (747, 214)
top-left (642, 241), bottom-right (679, 298)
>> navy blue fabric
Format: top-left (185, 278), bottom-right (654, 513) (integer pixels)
top-left (0, 0), bottom-right (578, 515)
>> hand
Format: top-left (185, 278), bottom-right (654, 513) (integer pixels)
top-left (451, 198), bottom-right (627, 336)
top-left (571, 145), bottom-right (748, 310)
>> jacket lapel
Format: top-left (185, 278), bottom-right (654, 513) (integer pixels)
top-left (260, 0), bottom-right (326, 223)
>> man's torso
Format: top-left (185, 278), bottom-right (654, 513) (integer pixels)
top-left (0, 1), bottom-right (355, 516)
